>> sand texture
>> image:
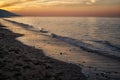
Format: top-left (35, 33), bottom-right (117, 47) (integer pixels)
top-left (0, 21), bottom-right (86, 80)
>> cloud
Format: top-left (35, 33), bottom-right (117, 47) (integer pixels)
top-left (1, 0), bottom-right (120, 9)
top-left (0, 0), bottom-right (36, 8)
top-left (31, 0), bottom-right (87, 7)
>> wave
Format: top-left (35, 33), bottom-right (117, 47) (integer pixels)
top-left (91, 40), bottom-right (120, 50)
top-left (3, 19), bottom-right (33, 29)
top-left (50, 33), bottom-right (120, 60)
top-left (3, 18), bottom-right (120, 60)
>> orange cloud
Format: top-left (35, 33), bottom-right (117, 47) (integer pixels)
top-left (0, 0), bottom-right (35, 8)
top-left (11, 5), bottom-right (120, 17)
top-left (1, 0), bottom-right (120, 16)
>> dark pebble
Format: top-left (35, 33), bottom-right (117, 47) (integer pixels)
top-left (60, 52), bottom-right (63, 55)
top-left (82, 61), bottom-right (86, 63)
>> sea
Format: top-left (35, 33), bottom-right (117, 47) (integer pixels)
top-left (6, 17), bottom-right (120, 58)
top-left (3, 17), bottom-right (120, 80)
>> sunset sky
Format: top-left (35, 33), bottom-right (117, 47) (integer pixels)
top-left (0, 0), bottom-right (120, 16)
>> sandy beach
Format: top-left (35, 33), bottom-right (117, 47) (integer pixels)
top-left (0, 0), bottom-right (120, 79)
top-left (0, 19), bottom-right (86, 80)
top-left (0, 18), bottom-right (120, 80)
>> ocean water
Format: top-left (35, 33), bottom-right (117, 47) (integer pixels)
top-left (6, 17), bottom-right (120, 57)
top-left (3, 17), bottom-right (120, 80)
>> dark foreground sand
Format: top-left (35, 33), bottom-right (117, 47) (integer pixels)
top-left (0, 23), bottom-right (86, 80)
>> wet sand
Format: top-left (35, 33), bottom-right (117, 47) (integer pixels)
top-left (0, 19), bottom-right (120, 80)
top-left (0, 20), bottom-right (86, 80)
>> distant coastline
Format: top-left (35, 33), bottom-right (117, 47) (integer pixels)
top-left (0, 9), bottom-right (19, 18)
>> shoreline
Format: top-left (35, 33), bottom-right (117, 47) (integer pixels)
top-left (0, 18), bottom-right (120, 80)
top-left (0, 21), bottom-right (86, 80)
top-left (4, 17), bottom-right (120, 60)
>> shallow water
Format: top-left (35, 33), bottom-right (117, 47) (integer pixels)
top-left (2, 17), bottom-right (120, 80)
top-left (6, 17), bottom-right (120, 57)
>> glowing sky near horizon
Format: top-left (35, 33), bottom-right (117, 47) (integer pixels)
top-left (0, 0), bottom-right (120, 16)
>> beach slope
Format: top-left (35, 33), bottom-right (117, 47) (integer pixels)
top-left (0, 20), bottom-right (86, 80)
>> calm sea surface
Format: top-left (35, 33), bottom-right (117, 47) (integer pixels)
top-left (5, 17), bottom-right (120, 80)
top-left (6, 17), bottom-right (120, 57)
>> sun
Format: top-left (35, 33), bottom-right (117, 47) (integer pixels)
top-left (91, 0), bottom-right (96, 3)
